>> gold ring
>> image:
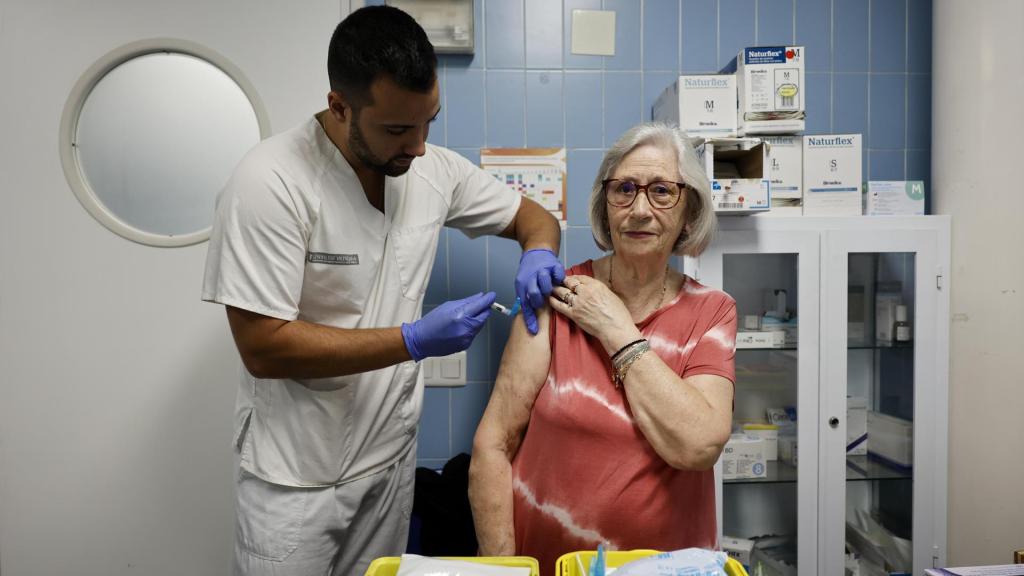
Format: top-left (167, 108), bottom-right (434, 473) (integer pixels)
top-left (569, 282), bottom-right (580, 294)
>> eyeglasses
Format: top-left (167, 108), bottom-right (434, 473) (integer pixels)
top-left (602, 179), bottom-right (688, 209)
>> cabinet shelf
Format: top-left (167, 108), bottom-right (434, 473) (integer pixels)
top-left (724, 460), bottom-right (798, 485)
top-left (722, 456), bottom-right (912, 486)
top-left (845, 455), bottom-right (912, 482)
top-left (736, 342), bottom-right (914, 352)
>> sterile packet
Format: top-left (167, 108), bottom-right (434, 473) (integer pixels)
top-left (395, 554), bottom-right (532, 576)
top-left (610, 548), bottom-right (729, 576)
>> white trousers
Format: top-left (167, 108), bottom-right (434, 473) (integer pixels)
top-left (233, 446), bottom-right (415, 576)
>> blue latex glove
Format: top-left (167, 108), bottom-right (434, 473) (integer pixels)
top-left (401, 292), bottom-right (496, 362)
top-left (515, 248), bottom-right (565, 335)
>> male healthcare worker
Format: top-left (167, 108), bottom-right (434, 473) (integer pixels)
top-left (201, 6), bottom-right (563, 576)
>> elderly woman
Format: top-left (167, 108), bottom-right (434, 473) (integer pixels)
top-left (468, 123), bottom-right (737, 573)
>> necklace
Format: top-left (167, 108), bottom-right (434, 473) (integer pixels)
top-left (609, 256), bottom-right (669, 317)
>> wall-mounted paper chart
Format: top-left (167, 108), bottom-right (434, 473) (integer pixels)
top-left (480, 148), bottom-right (567, 228)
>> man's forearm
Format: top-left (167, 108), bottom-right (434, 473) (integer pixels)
top-left (227, 307), bottom-right (412, 380)
top-left (504, 198), bottom-right (561, 253)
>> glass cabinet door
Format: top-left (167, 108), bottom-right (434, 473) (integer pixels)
top-left (822, 229), bottom-right (943, 576)
top-left (699, 230), bottom-right (820, 576)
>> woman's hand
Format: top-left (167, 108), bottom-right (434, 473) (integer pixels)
top-left (549, 275), bottom-right (642, 354)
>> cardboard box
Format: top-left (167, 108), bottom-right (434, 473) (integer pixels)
top-left (736, 330), bottom-right (786, 349)
top-left (652, 75), bottom-right (738, 137)
top-left (722, 434), bottom-right (767, 479)
top-left (726, 46), bottom-right (806, 135)
top-left (742, 423), bottom-right (779, 460)
top-left (754, 135), bottom-right (802, 216)
top-left (696, 138), bottom-right (771, 213)
top-left (866, 180), bottom-right (925, 215)
top-left (847, 396), bottom-right (867, 456)
top-left (868, 411), bottom-right (913, 468)
top-left (802, 134), bottom-right (863, 216)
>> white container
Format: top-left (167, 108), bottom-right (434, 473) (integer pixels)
top-left (867, 410), bottom-right (913, 468)
top-left (652, 74), bottom-right (738, 137)
top-left (802, 134), bottom-right (863, 216)
top-left (729, 46), bottom-right (806, 135)
top-left (722, 535), bottom-right (755, 567)
top-left (722, 434), bottom-right (767, 479)
top-left (736, 330), bottom-right (786, 349)
top-left (742, 423), bottom-right (779, 460)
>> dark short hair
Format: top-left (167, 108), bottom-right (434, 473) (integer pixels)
top-left (327, 5), bottom-right (438, 107)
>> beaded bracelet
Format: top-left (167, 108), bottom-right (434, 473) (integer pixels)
top-left (611, 338), bottom-right (647, 363)
top-left (612, 340), bottom-right (651, 388)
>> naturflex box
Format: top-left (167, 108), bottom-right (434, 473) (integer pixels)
top-left (758, 135), bottom-right (803, 215)
top-left (728, 46), bottom-right (806, 135)
top-left (696, 138), bottom-right (770, 213)
top-left (653, 75), bottom-right (738, 137)
top-left (802, 134), bottom-right (863, 216)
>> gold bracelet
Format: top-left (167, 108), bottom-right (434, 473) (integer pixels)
top-left (612, 340), bottom-right (650, 388)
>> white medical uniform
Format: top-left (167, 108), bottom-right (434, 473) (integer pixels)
top-left (202, 117), bottom-right (520, 575)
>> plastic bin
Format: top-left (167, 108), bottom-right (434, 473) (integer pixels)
top-left (555, 549), bottom-right (749, 576)
top-left (365, 555), bottom-right (540, 576)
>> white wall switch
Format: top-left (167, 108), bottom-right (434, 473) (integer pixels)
top-left (571, 9), bottom-right (616, 56)
top-left (423, 350), bottom-right (467, 387)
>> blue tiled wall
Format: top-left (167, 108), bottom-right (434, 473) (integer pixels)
top-left (369, 0), bottom-right (932, 469)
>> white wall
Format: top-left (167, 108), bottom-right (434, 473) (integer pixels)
top-left (933, 0), bottom-right (1024, 566)
top-left (0, 1), bottom-right (340, 574)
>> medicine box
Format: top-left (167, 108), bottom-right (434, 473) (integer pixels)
top-left (757, 135), bottom-right (803, 216)
top-left (726, 46), bottom-right (806, 135)
top-left (742, 423), bottom-right (779, 460)
top-left (722, 536), bottom-right (755, 568)
top-left (696, 138), bottom-right (771, 213)
top-left (802, 134), bottom-right (863, 216)
top-left (722, 434), bottom-right (767, 480)
top-left (847, 396), bottom-right (867, 456)
top-left (736, 330), bottom-right (786, 349)
top-left (778, 435), bottom-right (798, 466)
top-left (866, 180), bottom-right (925, 215)
top-left (653, 75), bottom-right (738, 137)
top-left (867, 411), bottom-right (913, 469)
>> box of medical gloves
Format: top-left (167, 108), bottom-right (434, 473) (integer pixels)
top-left (757, 135), bottom-right (803, 215)
top-left (725, 46), bottom-right (806, 135)
top-left (653, 75), bottom-right (738, 137)
top-left (866, 180), bottom-right (925, 215)
top-left (696, 138), bottom-right (770, 213)
top-left (802, 134), bottom-right (863, 216)
top-left (722, 434), bottom-right (767, 480)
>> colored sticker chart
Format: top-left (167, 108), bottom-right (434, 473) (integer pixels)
top-left (480, 148), bottom-right (567, 228)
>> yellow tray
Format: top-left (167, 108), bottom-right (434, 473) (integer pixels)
top-left (555, 549), bottom-right (749, 576)
top-left (365, 555), bottom-right (540, 576)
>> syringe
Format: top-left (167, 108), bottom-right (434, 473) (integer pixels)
top-left (490, 297), bottom-right (521, 316)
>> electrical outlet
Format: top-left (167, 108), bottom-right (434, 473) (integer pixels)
top-left (423, 350), bottom-right (467, 387)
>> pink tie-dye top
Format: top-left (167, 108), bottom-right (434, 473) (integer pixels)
top-left (511, 260), bottom-right (737, 575)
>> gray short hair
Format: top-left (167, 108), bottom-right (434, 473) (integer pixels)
top-left (588, 123), bottom-right (716, 257)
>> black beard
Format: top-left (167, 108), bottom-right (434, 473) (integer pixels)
top-left (349, 117), bottom-right (413, 177)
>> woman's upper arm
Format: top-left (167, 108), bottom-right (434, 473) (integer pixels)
top-left (474, 308), bottom-right (553, 457)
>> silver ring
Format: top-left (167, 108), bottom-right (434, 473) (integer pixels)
top-left (561, 291), bottom-right (573, 305)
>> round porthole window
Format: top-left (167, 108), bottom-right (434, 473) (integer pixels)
top-left (59, 38), bottom-right (270, 247)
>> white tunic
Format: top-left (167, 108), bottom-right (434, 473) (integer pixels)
top-left (202, 118), bottom-right (520, 487)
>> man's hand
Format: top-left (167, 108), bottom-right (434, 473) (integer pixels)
top-left (401, 292), bottom-right (497, 361)
top-left (515, 249), bottom-right (565, 335)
